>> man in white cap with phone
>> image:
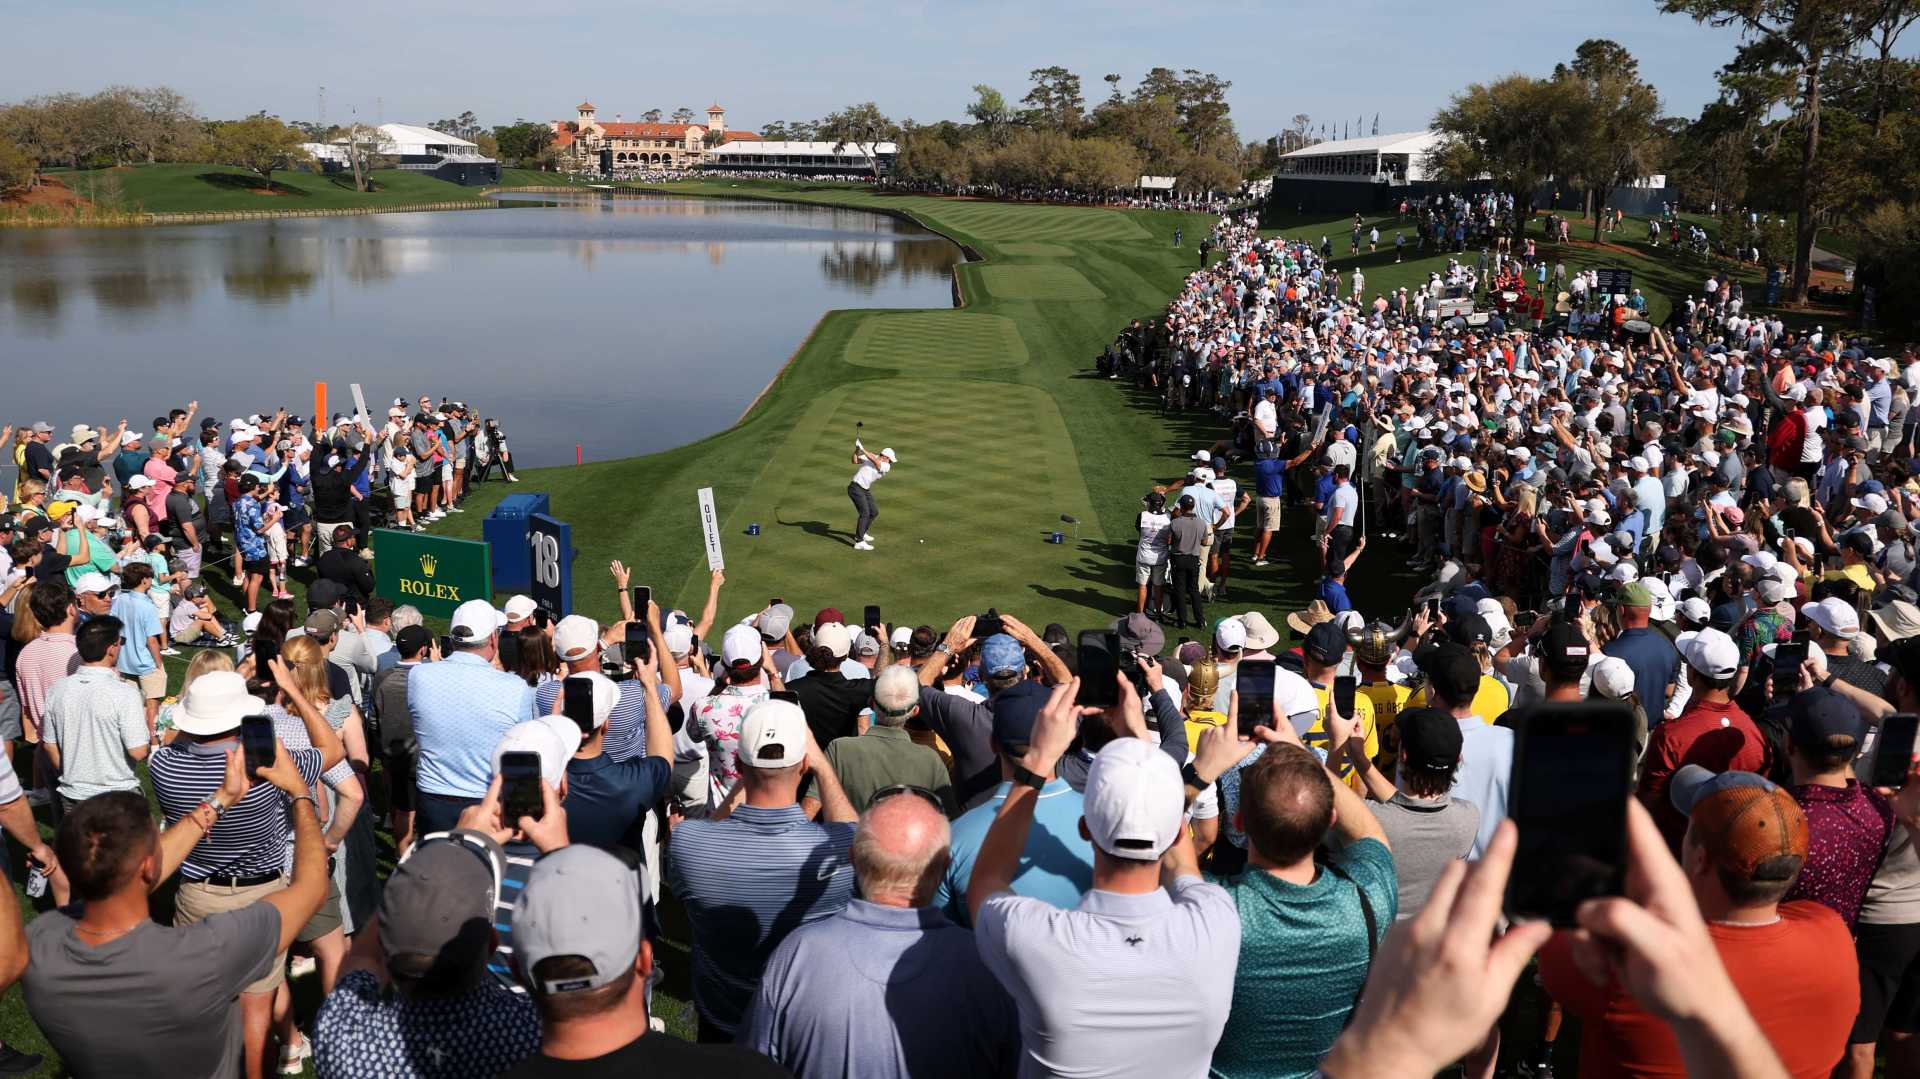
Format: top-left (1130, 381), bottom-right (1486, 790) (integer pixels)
top-left (409, 599), bottom-right (537, 836)
top-left (968, 684), bottom-right (1239, 1077)
top-left (849, 441), bottom-right (897, 551)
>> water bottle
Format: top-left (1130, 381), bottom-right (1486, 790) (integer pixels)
top-left (25, 865), bottom-right (47, 899)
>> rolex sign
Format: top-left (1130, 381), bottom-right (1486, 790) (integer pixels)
top-left (371, 529), bottom-right (494, 619)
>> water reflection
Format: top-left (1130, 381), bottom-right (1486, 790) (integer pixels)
top-left (0, 195), bottom-right (959, 466)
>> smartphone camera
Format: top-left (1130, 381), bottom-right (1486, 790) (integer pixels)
top-left (499, 750), bottom-right (545, 823)
top-left (1505, 701), bottom-right (1636, 926)
top-left (1076, 630), bottom-right (1120, 708)
top-left (240, 714), bottom-right (276, 778)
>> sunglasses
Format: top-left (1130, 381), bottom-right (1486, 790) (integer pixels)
top-left (871, 785), bottom-right (945, 813)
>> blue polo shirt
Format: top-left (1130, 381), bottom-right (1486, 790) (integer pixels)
top-left (1602, 627), bottom-right (1680, 725)
top-left (935, 778), bottom-right (1093, 928)
top-left (668, 804), bottom-right (856, 1035)
top-left (563, 751), bottom-right (669, 852)
top-left (109, 591), bottom-right (161, 677)
top-left (408, 653), bottom-right (537, 799)
top-left (1317, 576), bottom-right (1352, 616)
top-left (1253, 457), bottom-right (1287, 499)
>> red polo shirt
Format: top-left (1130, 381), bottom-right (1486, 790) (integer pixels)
top-left (1636, 697), bottom-right (1771, 852)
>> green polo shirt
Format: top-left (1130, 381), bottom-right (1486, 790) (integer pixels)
top-left (811, 724), bottom-right (956, 815)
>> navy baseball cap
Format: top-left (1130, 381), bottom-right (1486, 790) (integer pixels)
top-left (989, 680), bottom-right (1052, 754)
top-left (1787, 686), bottom-right (1866, 749)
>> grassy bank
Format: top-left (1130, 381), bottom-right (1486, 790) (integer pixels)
top-left (20, 163), bottom-right (488, 218)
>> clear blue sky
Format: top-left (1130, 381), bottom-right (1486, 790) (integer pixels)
top-left (3, 0), bottom-right (1908, 138)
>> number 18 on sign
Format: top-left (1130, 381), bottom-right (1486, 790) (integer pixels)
top-left (527, 513), bottom-right (574, 617)
top-left (697, 487), bottom-right (724, 571)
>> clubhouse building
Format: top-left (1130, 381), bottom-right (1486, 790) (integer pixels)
top-left (550, 102), bottom-right (763, 172)
top-left (301, 123), bottom-right (500, 185)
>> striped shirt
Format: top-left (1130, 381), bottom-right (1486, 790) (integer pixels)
top-left (486, 840), bottom-right (539, 996)
top-left (150, 740), bottom-right (323, 881)
top-left (667, 804), bottom-right (856, 1034)
top-left (532, 676), bottom-right (663, 762)
top-left (268, 702), bottom-right (356, 832)
top-left (15, 632), bottom-right (79, 734)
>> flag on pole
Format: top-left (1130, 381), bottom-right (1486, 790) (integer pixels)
top-left (1372, 113), bottom-right (1380, 136)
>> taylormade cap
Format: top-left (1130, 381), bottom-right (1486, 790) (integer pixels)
top-left (502, 595), bottom-right (538, 622)
top-left (514, 845), bottom-right (648, 995)
top-left (738, 699), bottom-right (808, 768)
top-left (1081, 737), bottom-right (1184, 862)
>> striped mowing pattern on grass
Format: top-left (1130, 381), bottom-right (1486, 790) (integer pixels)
top-left (682, 376), bottom-right (1098, 618)
top-left (843, 312), bottom-right (1028, 371)
top-left (997, 242), bottom-right (1075, 257)
top-left (925, 201), bottom-right (1152, 243)
top-left (977, 264), bottom-right (1107, 302)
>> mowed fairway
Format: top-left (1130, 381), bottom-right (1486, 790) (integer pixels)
top-left (431, 181), bottom-right (1225, 631)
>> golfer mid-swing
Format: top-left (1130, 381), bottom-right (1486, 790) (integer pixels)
top-left (848, 440), bottom-right (896, 551)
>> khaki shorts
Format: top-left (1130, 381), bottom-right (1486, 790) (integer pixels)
top-left (132, 669), bottom-right (167, 701)
top-left (1259, 497), bottom-right (1283, 532)
top-left (296, 869), bottom-right (343, 944)
top-left (176, 876), bottom-right (289, 993)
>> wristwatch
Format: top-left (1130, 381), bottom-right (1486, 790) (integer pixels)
top-left (1009, 761), bottom-right (1047, 791)
top-left (935, 642), bottom-right (953, 655)
top-left (1182, 761), bottom-right (1211, 791)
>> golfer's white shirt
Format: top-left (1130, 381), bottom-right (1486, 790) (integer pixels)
top-left (852, 458), bottom-right (891, 490)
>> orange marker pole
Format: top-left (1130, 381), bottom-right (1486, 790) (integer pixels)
top-left (576, 443), bottom-right (583, 465)
top-left (315, 383), bottom-right (327, 427)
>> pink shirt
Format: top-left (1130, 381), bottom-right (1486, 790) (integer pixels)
top-left (16, 631), bottom-right (79, 736)
top-left (142, 457), bottom-right (177, 522)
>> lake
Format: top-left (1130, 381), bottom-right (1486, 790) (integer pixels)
top-left (0, 191), bottom-right (960, 467)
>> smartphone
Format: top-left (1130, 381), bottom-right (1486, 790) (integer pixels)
top-left (1427, 596), bottom-right (1441, 620)
top-left (1236, 659), bottom-right (1277, 737)
top-left (499, 750), bottom-right (545, 823)
top-left (532, 607), bottom-right (552, 629)
top-left (770, 690), bottom-right (800, 704)
top-left (1514, 610), bottom-right (1539, 631)
top-left (1333, 675), bottom-right (1357, 719)
top-left (976, 609), bottom-right (1005, 638)
top-left (562, 675), bottom-right (595, 734)
top-left (864, 605), bottom-right (881, 631)
top-left (1871, 713), bottom-right (1920, 789)
top-left (1505, 701), bottom-right (1636, 926)
top-left (1076, 630), bottom-right (1120, 707)
top-left (632, 586), bottom-right (652, 615)
top-left (251, 631), bottom-right (279, 669)
top-left (438, 634), bottom-right (454, 659)
top-left (1791, 624), bottom-right (1812, 646)
top-left (240, 714), bottom-right (276, 777)
top-left (624, 621), bottom-right (651, 665)
top-left (1772, 642), bottom-right (1807, 693)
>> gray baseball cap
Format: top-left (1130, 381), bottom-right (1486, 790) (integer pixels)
top-left (379, 830), bottom-right (502, 970)
top-left (757, 602), bottom-right (795, 641)
top-left (513, 845), bottom-right (650, 995)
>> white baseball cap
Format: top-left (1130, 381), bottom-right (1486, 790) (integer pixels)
top-left (562, 672), bottom-right (620, 731)
top-left (126, 474), bottom-right (154, 491)
top-left (890, 625), bottom-right (913, 648)
top-left (503, 595), bottom-right (538, 622)
top-left (552, 615), bottom-right (600, 662)
top-left (1679, 597), bottom-right (1713, 624)
top-left (449, 600), bottom-right (505, 645)
top-left (1803, 597), bottom-right (1860, 639)
top-left (722, 624), bottom-right (764, 668)
top-left (1854, 493), bottom-right (1891, 516)
top-left (493, 718), bottom-right (578, 788)
top-left (1588, 538), bottom-right (1618, 565)
top-left (1684, 628), bottom-right (1740, 679)
top-left (1757, 576), bottom-right (1795, 604)
top-left (814, 622), bottom-right (852, 660)
top-left (738, 699), bottom-right (809, 769)
top-left (1741, 551), bottom-right (1778, 572)
top-left (1215, 617), bottom-right (1247, 652)
top-left (1641, 577), bottom-right (1675, 622)
top-left (1589, 656), bottom-right (1636, 701)
top-left (880, 447), bottom-right (898, 462)
top-left (1082, 737), bottom-right (1185, 862)
top-left (1628, 456), bottom-right (1649, 473)
top-left (73, 572), bottom-right (115, 595)
top-left (663, 624), bottom-right (694, 657)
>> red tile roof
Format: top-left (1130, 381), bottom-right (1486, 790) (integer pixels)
top-left (708, 104), bottom-right (724, 113)
top-left (719, 131), bottom-right (762, 143)
top-left (552, 129), bottom-right (576, 148)
top-left (577, 102), bottom-right (596, 111)
top-left (596, 122), bottom-right (700, 138)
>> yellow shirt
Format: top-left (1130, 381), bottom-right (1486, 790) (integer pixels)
top-left (1304, 684), bottom-right (1378, 793)
top-left (1183, 710), bottom-right (1230, 755)
top-left (1359, 680), bottom-right (1415, 774)
top-left (1411, 674), bottom-right (1511, 725)
top-left (1824, 564), bottom-right (1875, 595)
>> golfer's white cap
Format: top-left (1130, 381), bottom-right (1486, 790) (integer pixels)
top-left (1082, 738), bottom-right (1185, 862)
top-left (880, 447), bottom-right (898, 462)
